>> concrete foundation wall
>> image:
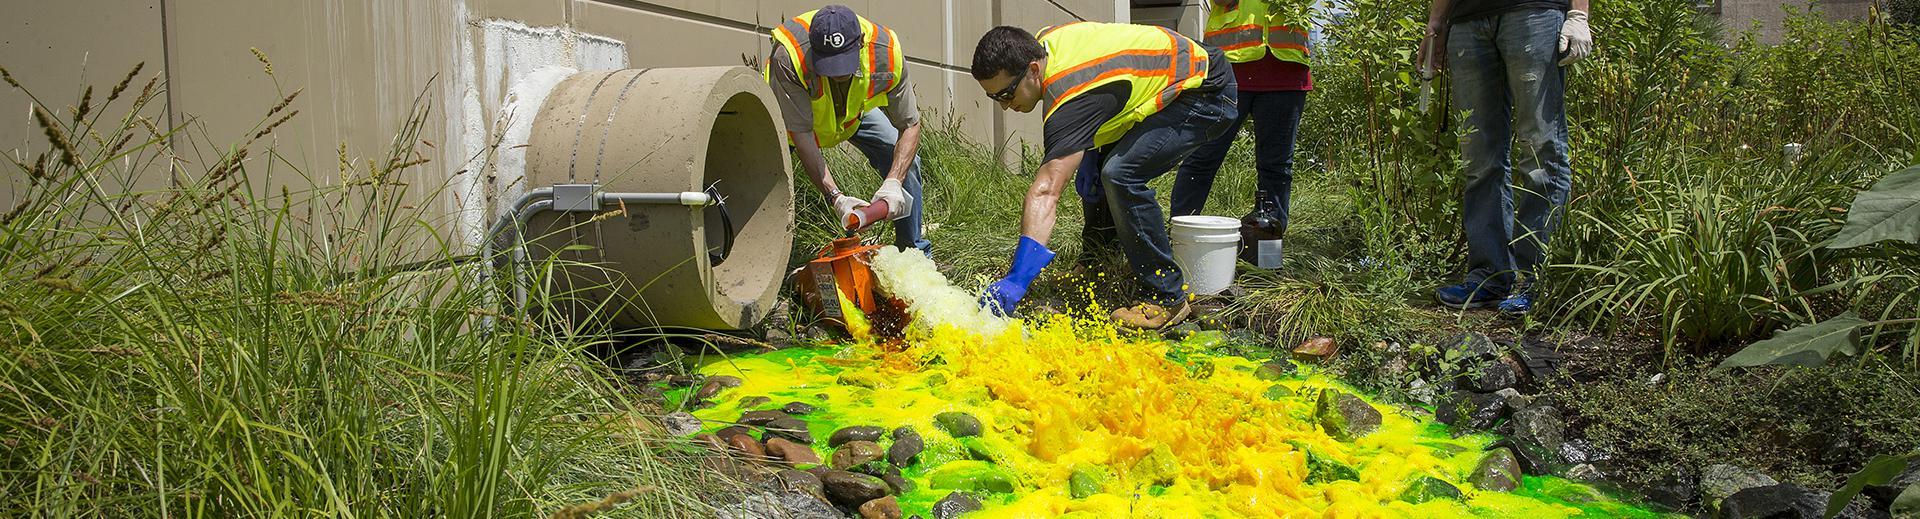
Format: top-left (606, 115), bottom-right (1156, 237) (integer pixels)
top-left (2, 0), bottom-right (1186, 251)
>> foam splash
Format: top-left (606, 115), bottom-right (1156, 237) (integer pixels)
top-left (870, 247), bottom-right (1014, 338)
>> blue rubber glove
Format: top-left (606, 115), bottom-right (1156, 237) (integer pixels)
top-left (980, 235), bottom-right (1056, 316)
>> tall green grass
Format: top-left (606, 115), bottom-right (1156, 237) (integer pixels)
top-left (0, 65), bottom-right (732, 517)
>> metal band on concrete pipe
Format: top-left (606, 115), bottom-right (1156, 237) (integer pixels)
top-left (522, 66), bottom-right (794, 331)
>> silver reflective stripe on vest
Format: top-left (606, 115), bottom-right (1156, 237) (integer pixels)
top-left (1205, 26), bottom-right (1263, 49)
top-left (1044, 31), bottom-right (1198, 105)
top-left (779, 19), bottom-right (811, 76)
top-left (868, 28), bottom-right (896, 96)
top-left (1270, 28), bottom-right (1309, 47)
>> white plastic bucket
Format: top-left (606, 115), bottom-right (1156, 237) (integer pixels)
top-left (1169, 215), bottom-right (1241, 296)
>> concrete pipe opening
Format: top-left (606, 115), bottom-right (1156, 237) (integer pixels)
top-left (522, 66), bottom-right (793, 331)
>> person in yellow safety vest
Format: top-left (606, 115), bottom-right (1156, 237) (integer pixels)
top-left (971, 23), bottom-right (1239, 330)
top-left (1171, 0), bottom-right (1314, 264)
top-left (767, 5), bottom-right (930, 252)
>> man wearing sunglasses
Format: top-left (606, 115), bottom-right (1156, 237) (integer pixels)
top-left (768, 5), bottom-right (929, 253)
top-left (971, 23), bottom-right (1238, 329)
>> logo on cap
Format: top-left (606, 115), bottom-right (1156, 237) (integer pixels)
top-left (827, 32), bottom-right (847, 48)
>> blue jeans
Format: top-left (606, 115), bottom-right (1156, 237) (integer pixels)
top-left (1448, 8), bottom-right (1574, 293)
top-left (1095, 86), bottom-right (1240, 306)
top-left (1171, 90), bottom-right (1307, 226)
top-left (845, 108), bottom-right (931, 252)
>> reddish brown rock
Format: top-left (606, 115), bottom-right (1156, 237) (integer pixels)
top-left (694, 375), bottom-right (743, 400)
top-left (833, 440), bottom-right (885, 470)
top-left (858, 495), bottom-right (903, 519)
top-left (725, 433), bottom-right (767, 459)
top-left (766, 437), bottom-right (821, 465)
top-left (1293, 336), bottom-right (1340, 362)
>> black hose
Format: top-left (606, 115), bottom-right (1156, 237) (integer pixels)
top-left (706, 183), bottom-right (736, 266)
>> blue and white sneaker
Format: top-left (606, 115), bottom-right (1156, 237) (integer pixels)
top-left (1435, 282), bottom-right (1506, 310)
top-left (1497, 292), bottom-right (1533, 317)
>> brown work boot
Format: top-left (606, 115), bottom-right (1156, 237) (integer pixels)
top-left (1111, 300), bottom-right (1192, 330)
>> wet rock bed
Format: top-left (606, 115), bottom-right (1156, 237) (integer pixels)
top-left (636, 248), bottom-right (1692, 517)
top-left (643, 334), bottom-right (1672, 518)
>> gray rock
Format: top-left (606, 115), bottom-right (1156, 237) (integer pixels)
top-left (1254, 360), bottom-right (1296, 381)
top-left (1490, 438), bottom-right (1554, 476)
top-left (1720, 483), bottom-right (1821, 519)
top-left (1516, 336), bottom-right (1568, 385)
top-left (763, 417), bottom-right (815, 445)
top-left (1509, 405), bottom-right (1566, 460)
top-left (1626, 470), bottom-right (1698, 512)
top-left (1565, 463), bottom-right (1605, 482)
top-left (714, 490), bottom-right (840, 519)
top-left (1864, 463), bottom-right (1920, 511)
top-left (829, 426), bottom-right (887, 447)
top-left (781, 401), bottom-right (818, 415)
top-left (1399, 476), bottom-right (1465, 504)
top-left (1436, 390), bottom-right (1508, 432)
top-left (832, 441), bottom-right (885, 470)
top-left (662, 412), bottom-right (703, 437)
top-left (1471, 448), bottom-right (1522, 492)
top-left (739, 410), bottom-right (790, 427)
top-left (1314, 390), bottom-right (1382, 441)
top-left (1701, 464), bottom-right (1780, 513)
top-left (850, 461), bottom-right (914, 495)
top-left (1460, 354), bottom-right (1522, 393)
top-left (1558, 439), bottom-right (1607, 465)
top-left (1302, 447), bottom-right (1359, 484)
top-left (931, 491), bottom-right (985, 519)
top-left (934, 412), bottom-right (983, 438)
top-left (695, 375), bottom-right (744, 401)
top-left (889, 426), bottom-right (923, 466)
top-left (774, 468), bottom-right (824, 498)
top-left (1405, 379), bottom-right (1440, 406)
top-left (820, 470), bottom-right (892, 509)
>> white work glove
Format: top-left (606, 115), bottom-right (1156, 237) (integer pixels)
top-left (1558, 10), bottom-right (1593, 66)
top-left (831, 193), bottom-right (868, 222)
top-left (871, 178), bottom-right (912, 221)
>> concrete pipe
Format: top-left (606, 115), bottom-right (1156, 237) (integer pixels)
top-left (522, 66), bottom-right (793, 331)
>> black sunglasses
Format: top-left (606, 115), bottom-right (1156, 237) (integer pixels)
top-left (988, 68), bottom-right (1027, 102)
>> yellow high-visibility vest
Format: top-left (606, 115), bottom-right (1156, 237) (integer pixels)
top-left (768, 10), bottom-right (907, 148)
top-left (1038, 22), bottom-right (1211, 148)
top-left (1206, 0), bottom-right (1311, 64)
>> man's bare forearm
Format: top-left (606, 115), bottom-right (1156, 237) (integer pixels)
top-left (793, 135), bottom-right (837, 197)
top-left (1019, 152), bottom-right (1084, 246)
top-left (886, 122), bottom-right (922, 183)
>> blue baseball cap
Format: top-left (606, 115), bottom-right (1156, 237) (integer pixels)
top-left (808, 5), bottom-right (864, 77)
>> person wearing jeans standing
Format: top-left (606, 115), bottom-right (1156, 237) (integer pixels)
top-left (1172, 0), bottom-right (1313, 231)
top-left (1418, 0), bottom-right (1592, 315)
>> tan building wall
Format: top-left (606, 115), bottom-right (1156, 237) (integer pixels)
top-left (3, 0), bottom-right (1207, 252)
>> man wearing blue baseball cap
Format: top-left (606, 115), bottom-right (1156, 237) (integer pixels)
top-left (767, 5), bottom-right (930, 253)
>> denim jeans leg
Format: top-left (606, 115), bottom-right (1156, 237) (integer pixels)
top-left (1449, 19), bottom-right (1519, 293)
top-left (1102, 90), bottom-right (1239, 305)
top-left (1499, 9), bottom-right (1573, 281)
top-left (846, 108), bottom-right (931, 252)
top-left (1251, 90), bottom-right (1306, 231)
top-left (1077, 150), bottom-right (1118, 265)
top-left (1170, 94), bottom-right (1251, 216)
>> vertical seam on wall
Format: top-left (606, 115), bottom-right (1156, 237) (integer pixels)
top-left (159, 0), bottom-right (180, 152)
